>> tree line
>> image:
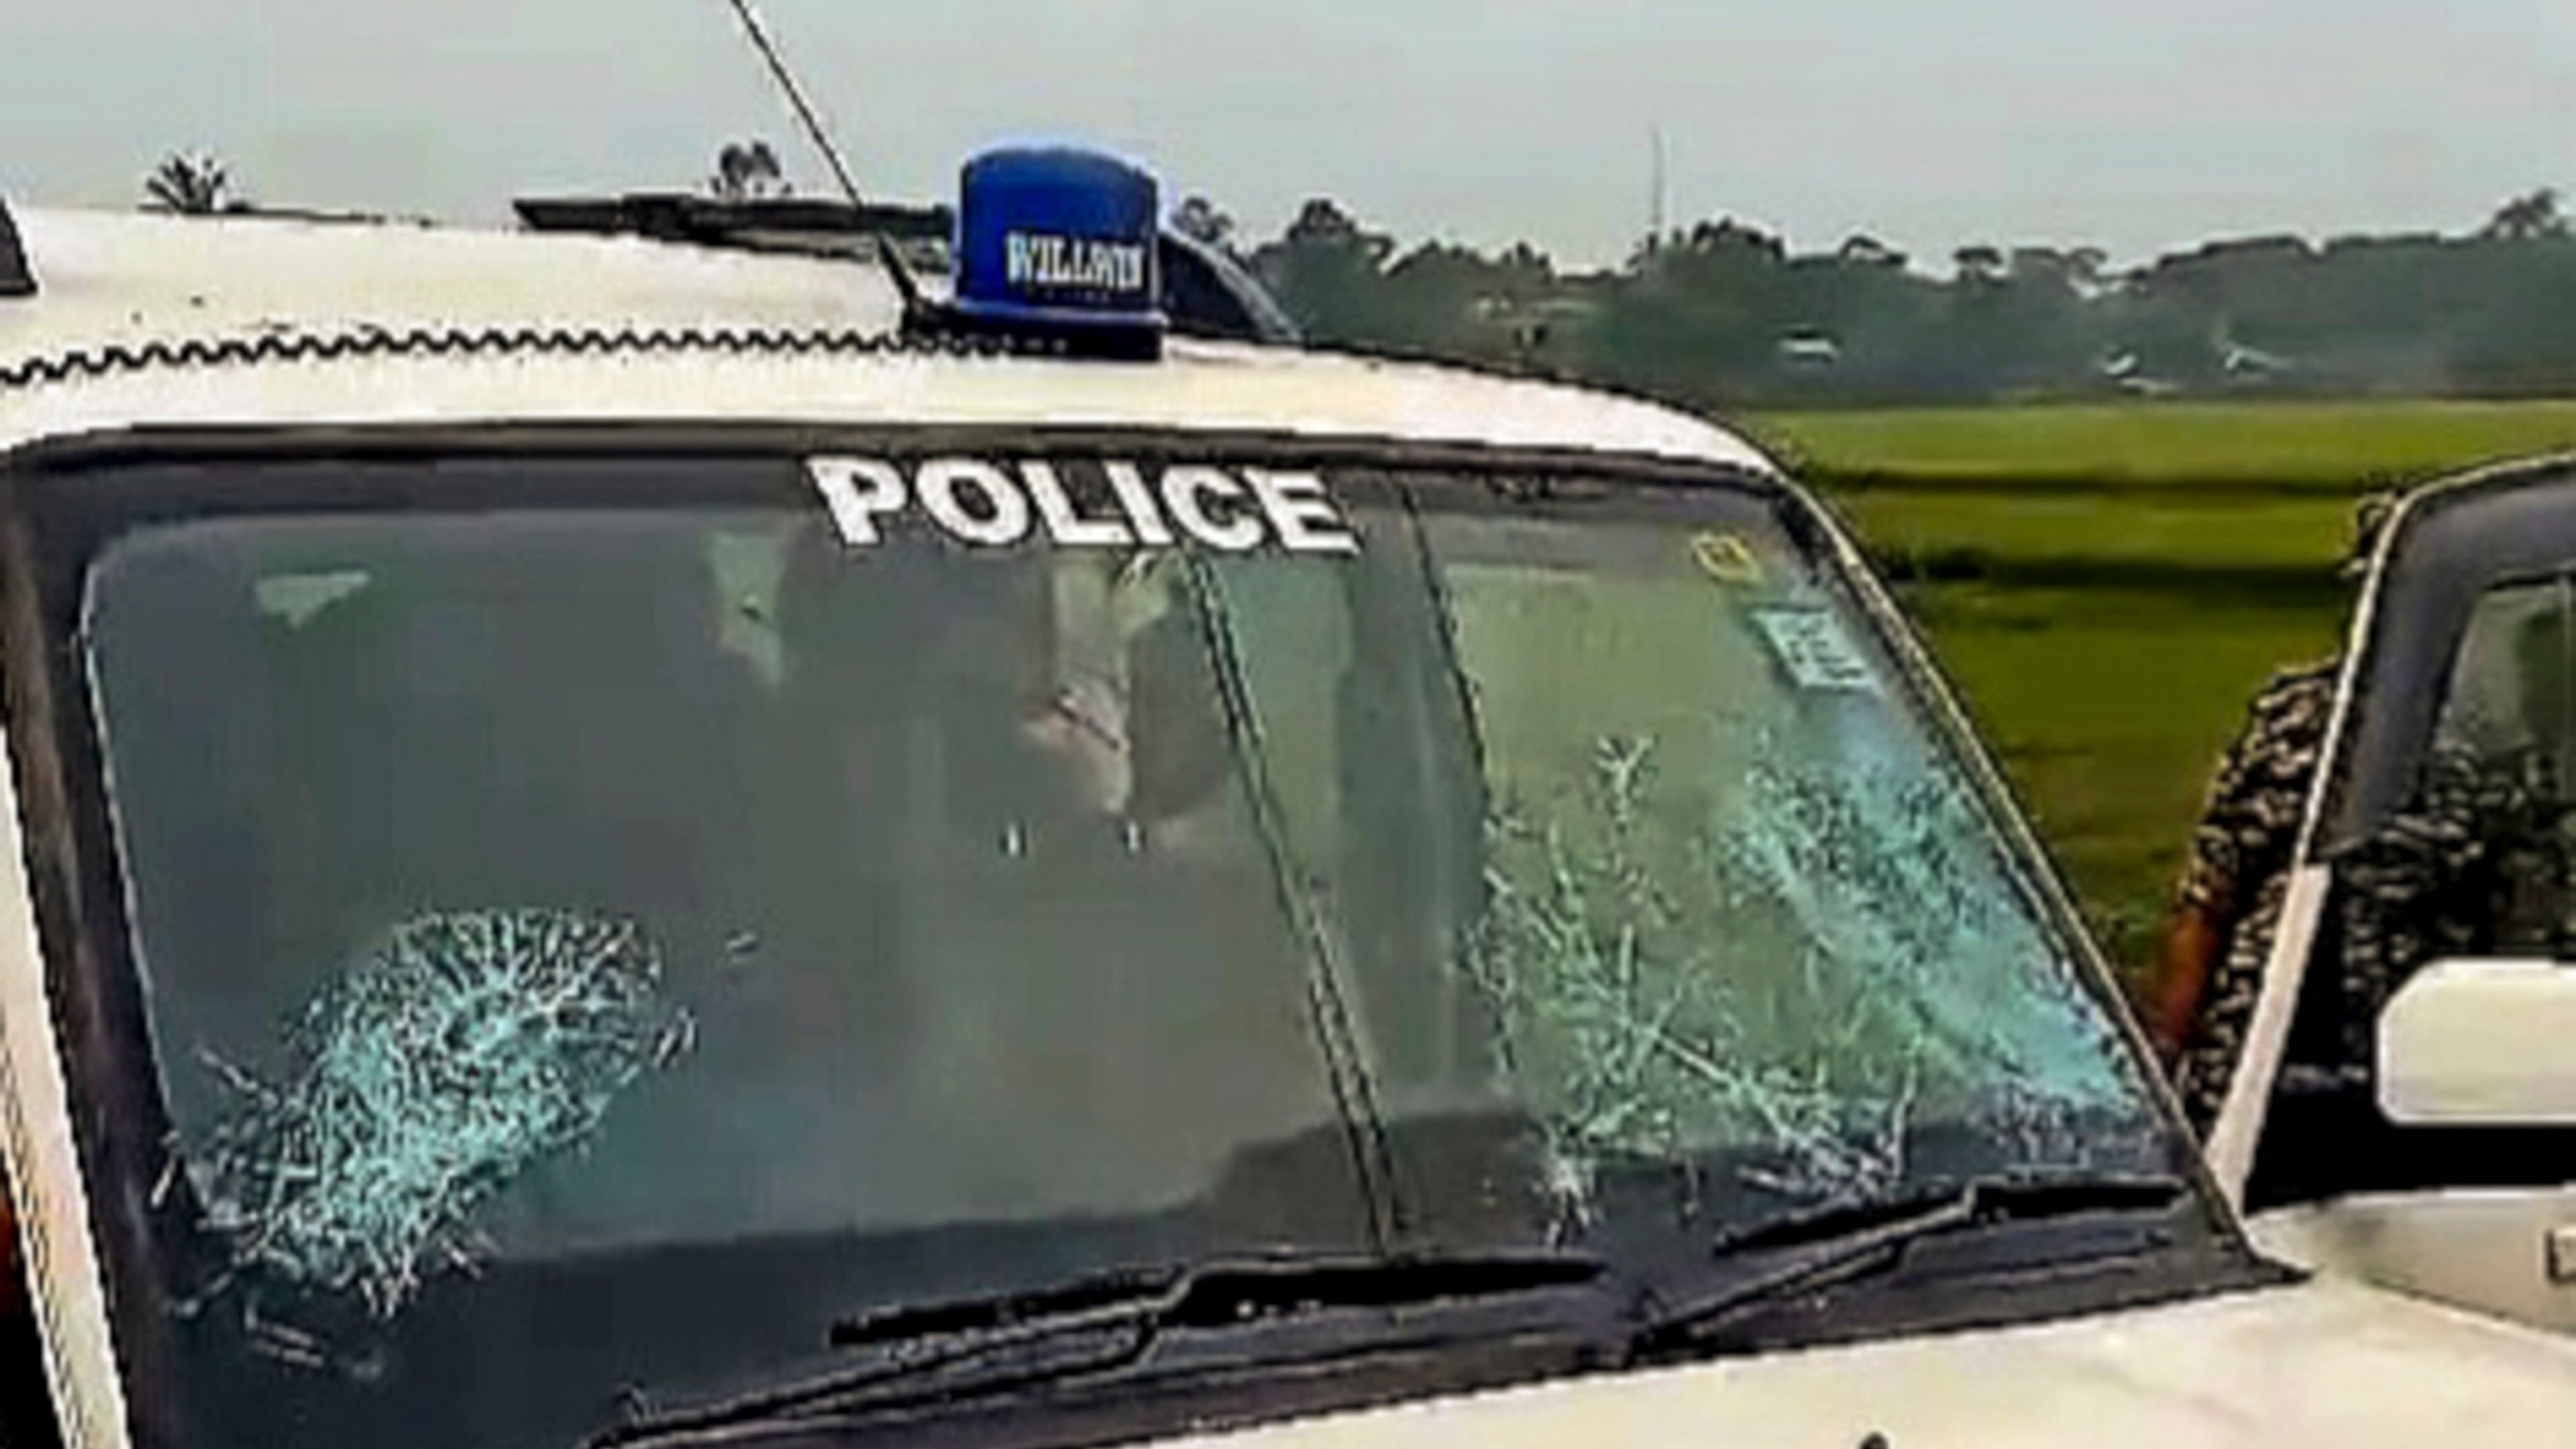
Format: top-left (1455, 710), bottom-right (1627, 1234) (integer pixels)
top-left (1180, 188), bottom-right (2576, 408)
top-left (134, 145), bottom-right (2576, 407)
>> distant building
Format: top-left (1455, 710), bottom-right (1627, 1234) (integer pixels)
top-left (1777, 330), bottom-right (1841, 367)
top-left (2220, 341), bottom-right (2291, 379)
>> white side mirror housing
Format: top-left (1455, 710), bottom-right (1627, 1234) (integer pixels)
top-left (2379, 958), bottom-right (2576, 1125)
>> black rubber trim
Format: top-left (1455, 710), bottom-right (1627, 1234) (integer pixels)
top-left (0, 322), bottom-right (1044, 393)
top-left (0, 197), bottom-right (32, 300)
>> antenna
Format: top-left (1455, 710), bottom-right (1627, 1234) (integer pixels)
top-left (1649, 120), bottom-right (1668, 248)
top-left (711, 0), bottom-right (925, 313)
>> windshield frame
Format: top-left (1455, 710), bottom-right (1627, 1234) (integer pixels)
top-left (0, 420), bottom-right (2240, 1449)
top-left (2310, 455), bottom-right (2576, 860)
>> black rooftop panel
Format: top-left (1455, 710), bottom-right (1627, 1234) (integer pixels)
top-left (0, 196), bottom-right (32, 299)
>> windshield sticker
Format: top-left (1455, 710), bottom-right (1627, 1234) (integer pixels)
top-left (1691, 532), bottom-right (1765, 587)
top-left (254, 570), bottom-right (373, 630)
top-left (806, 456), bottom-right (1359, 555)
top-left (185, 909), bottom-right (695, 1319)
top-left (1751, 606), bottom-right (1880, 694)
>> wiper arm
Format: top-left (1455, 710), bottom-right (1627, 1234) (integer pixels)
top-left (581, 1248), bottom-right (1604, 1449)
top-left (1635, 1172), bottom-right (2190, 1354)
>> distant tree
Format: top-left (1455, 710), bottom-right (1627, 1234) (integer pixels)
top-left (1280, 198), bottom-right (1390, 256)
top-left (2067, 245), bottom-right (2112, 285)
top-left (1170, 195), bottom-right (1238, 253)
top-left (1248, 199), bottom-right (1400, 345)
top-left (2007, 246), bottom-right (2073, 283)
top-left (1231, 187), bottom-right (2576, 404)
top-left (1951, 244), bottom-right (2005, 283)
top-left (1495, 240), bottom-right (1556, 290)
top-left (143, 151), bottom-right (236, 216)
top-left (1835, 232), bottom-right (1906, 269)
top-left (708, 140), bottom-right (790, 202)
top-left (1626, 227), bottom-right (1682, 268)
top-left (1565, 215), bottom-right (1799, 403)
top-left (1377, 242), bottom-right (1499, 356)
top-left (1677, 217), bottom-right (1786, 262)
top-left (2483, 188), bottom-right (2568, 241)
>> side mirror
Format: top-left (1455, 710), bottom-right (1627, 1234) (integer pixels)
top-left (2378, 958), bottom-right (2576, 1125)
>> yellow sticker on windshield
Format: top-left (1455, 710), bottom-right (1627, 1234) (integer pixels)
top-left (1691, 531), bottom-right (1764, 586)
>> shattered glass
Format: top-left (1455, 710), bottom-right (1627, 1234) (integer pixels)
top-left (1466, 736), bottom-right (1919, 1206)
top-left (186, 909), bottom-right (694, 1317)
top-left (1713, 728), bottom-right (2134, 1111)
top-left (1222, 504), bottom-right (2152, 1220)
top-left (1464, 726), bottom-right (2130, 1210)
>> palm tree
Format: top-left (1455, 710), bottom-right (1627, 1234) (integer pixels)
top-left (708, 141), bottom-right (790, 202)
top-left (143, 151), bottom-right (235, 215)
top-left (2483, 188), bottom-right (2568, 242)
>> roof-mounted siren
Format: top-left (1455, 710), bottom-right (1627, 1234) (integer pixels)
top-left (0, 194), bottom-right (34, 299)
top-left (942, 145), bottom-right (1166, 361)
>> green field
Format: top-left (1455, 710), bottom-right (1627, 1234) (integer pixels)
top-left (1747, 400), bottom-right (2576, 982)
top-left (1836, 492), bottom-right (2353, 579)
top-left (1748, 400), bottom-right (2576, 491)
top-left (1898, 585), bottom-right (2341, 974)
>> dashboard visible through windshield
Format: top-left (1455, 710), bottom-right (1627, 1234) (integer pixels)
top-left (5, 437), bottom-right (2201, 1449)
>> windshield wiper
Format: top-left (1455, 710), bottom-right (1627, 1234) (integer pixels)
top-left (1633, 1172), bottom-right (2191, 1355)
top-left (580, 1248), bottom-right (1605, 1449)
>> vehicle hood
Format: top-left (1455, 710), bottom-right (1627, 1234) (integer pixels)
top-left (1176, 1277), bottom-right (2576, 1448)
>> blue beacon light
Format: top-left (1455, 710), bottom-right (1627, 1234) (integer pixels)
top-left (948, 146), bottom-right (1167, 360)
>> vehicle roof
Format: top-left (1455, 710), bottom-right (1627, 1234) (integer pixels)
top-left (0, 208), bottom-right (1778, 471)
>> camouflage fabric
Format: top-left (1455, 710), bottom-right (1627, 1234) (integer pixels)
top-left (2178, 658), bottom-right (2340, 914)
top-left (2171, 703), bottom-right (2576, 1135)
top-left (2170, 658), bottom-right (2338, 1134)
top-left (2162, 489), bottom-right (2402, 1135)
top-left (2331, 742), bottom-right (2576, 1067)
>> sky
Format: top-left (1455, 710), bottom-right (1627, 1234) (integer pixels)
top-left (3, 1), bottom-right (2572, 271)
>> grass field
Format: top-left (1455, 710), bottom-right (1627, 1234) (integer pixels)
top-left (1746, 400), bottom-right (2576, 981)
top-left (1897, 584), bottom-right (2342, 973)
top-left (1746, 400), bottom-right (2576, 491)
top-left (1838, 492), bottom-right (2353, 579)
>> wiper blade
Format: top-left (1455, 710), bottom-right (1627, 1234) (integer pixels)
top-left (1635, 1172), bottom-right (2190, 1353)
top-left (830, 1246), bottom-right (1600, 1349)
top-left (581, 1248), bottom-right (1604, 1449)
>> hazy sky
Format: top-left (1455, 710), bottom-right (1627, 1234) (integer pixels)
top-left (5, 1), bottom-right (2572, 270)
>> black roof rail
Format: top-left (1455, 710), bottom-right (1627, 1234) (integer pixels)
top-left (511, 190), bottom-right (1300, 347)
top-left (514, 193), bottom-right (951, 246)
top-left (0, 195), bottom-right (33, 299)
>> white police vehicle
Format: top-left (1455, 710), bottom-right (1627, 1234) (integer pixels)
top-left (0, 147), bottom-right (2569, 1449)
top-left (2191, 454), bottom-right (2576, 1345)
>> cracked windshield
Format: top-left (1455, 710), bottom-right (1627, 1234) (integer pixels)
top-left (79, 456), bottom-right (2165, 1448)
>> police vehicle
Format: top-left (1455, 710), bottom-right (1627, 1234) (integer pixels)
top-left (0, 146), bottom-right (2570, 1449)
top-left (2176, 454), bottom-right (2576, 1345)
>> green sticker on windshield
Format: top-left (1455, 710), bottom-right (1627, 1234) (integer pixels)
top-left (1750, 606), bottom-right (1880, 694)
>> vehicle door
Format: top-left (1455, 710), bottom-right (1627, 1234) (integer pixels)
top-left (2214, 456), bottom-right (2576, 1334)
